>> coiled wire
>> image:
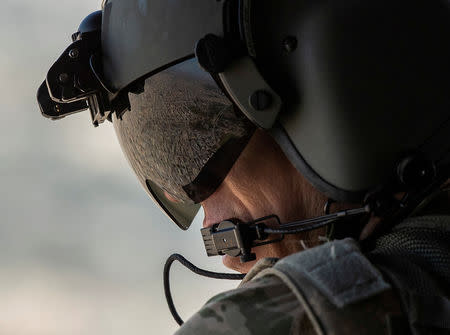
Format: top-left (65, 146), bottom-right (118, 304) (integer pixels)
top-left (164, 254), bottom-right (245, 326)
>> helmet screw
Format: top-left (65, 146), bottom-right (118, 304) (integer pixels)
top-left (397, 155), bottom-right (436, 187)
top-left (250, 90), bottom-right (272, 111)
top-left (283, 36), bottom-right (298, 53)
top-left (58, 73), bottom-right (70, 84)
top-left (69, 48), bottom-right (79, 59)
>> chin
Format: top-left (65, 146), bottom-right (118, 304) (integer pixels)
top-left (222, 255), bottom-right (257, 274)
top-left (221, 236), bottom-right (308, 274)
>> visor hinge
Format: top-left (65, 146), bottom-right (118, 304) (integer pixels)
top-left (195, 35), bottom-right (282, 129)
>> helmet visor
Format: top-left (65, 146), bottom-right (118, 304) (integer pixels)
top-left (113, 59), bottom-right (255, 230)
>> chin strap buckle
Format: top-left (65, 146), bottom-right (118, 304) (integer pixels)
top-left (201, 220), bottom-right (257, 263)
top-left (201, 216), bottom-right (283, 263)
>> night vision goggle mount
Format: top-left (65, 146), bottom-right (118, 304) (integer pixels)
top-left (37, 11), bottom-right (129, 127)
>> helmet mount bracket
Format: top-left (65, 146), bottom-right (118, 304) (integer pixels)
top-left (37, 10), bottom-right (130, 127)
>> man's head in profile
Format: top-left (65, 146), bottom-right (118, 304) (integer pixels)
top-left (38, 0), bottom-right (450, 277)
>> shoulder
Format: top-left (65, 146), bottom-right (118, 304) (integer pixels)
top-left (175, 238), bottom-right (404, 335)
top-left (175, 273), bottom-right (313, 335)
top-left (268, 239), bottom-right (404, 335)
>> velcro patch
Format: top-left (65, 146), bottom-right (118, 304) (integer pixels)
top-left (274, 238), bottom-right (390, 308)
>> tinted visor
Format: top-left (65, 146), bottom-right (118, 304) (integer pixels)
top-left (113, 59), bottom-right (255, 230)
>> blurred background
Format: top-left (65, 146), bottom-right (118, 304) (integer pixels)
top-left (0, 1), bottom-right (236, 334)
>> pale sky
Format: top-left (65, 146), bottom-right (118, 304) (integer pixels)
top-left (0, 1), bottom-right (236, 334)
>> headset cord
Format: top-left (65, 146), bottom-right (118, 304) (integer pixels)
top-left (163, 254), bottom-right (245, 326)
top-left (263, 207), bottom-right (371, 235)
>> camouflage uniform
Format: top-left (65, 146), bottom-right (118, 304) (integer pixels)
top-left (175, 269), bottom-right (314, 335)
top-left (175, 193), bottom-right (450, 335)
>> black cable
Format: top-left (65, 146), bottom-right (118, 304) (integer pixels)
top-left (264, 207), bottom-right (371, 234)
top-left (272, 207), bottom-right (370, 230)
top-left (264, 219), bottom-right (337, 234)
top-left (164, 254), bottom-right (245, 326)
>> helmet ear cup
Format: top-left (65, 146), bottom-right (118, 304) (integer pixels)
top-left (252, 0), bottom-right (450, 202)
